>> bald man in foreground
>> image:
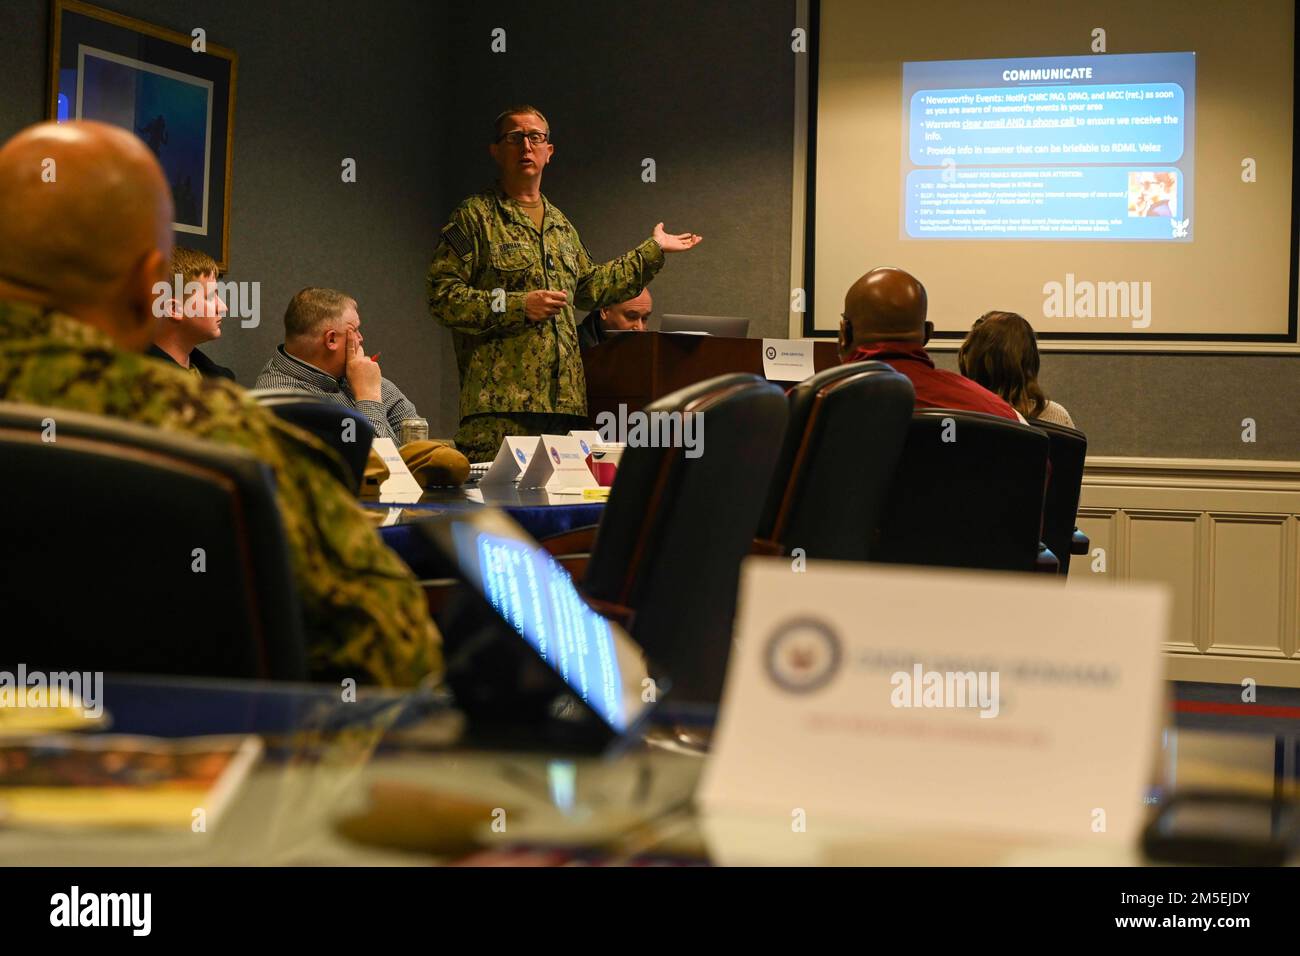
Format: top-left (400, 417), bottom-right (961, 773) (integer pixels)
top-left (840, 267), bottom-right (1022, 422)
top-left (0, 120), bottom-right (440, 686)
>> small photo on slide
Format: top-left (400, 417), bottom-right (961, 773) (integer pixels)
top-left (1127, 171), bottom-right (1178, 218)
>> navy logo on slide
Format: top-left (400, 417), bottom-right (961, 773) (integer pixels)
top-left (515, 448), bottom-right (527, 464)
top-left (765, 345), bottom-right (777, 360)
top-left (764, 618), bottom-right (842, 694)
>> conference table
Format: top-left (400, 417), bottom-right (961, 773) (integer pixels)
top-left (363, 484), bottom-right (606, 577)
top-left (2, 675), bottom-right (1296, 867)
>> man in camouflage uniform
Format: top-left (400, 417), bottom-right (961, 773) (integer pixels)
top-left (427, 105), bottom-right (703, 461)
top-left (0, 120), bottom-right (440, 687)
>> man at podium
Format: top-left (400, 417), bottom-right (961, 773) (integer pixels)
top-left (577, 287), bottom-right (653, 348)
top-left (426, 105), bottom-right (701, 461)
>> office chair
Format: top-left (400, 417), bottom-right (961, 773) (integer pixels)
top-left (580, 373), bottom-right (788, 704)
top-left (871, 409), bottom-right (1050, 573)
top-left (1029, 417), bottom-right (1089, 575)
top-left (0, 402), bottom-right (308, 680)
top-left (249, 390), bottom-right (374, 492)
top-left (756, 361), bottom-right (915, 560)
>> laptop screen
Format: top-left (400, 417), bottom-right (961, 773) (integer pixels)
top-left (437, 510), bottom-right (660, 734)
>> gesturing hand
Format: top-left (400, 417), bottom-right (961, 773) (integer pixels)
top-left (652, 222), bottom-right (702, 253)
top-left (345, 329), bottom-right (382, 403)
top-left (525, 289), bottom-right (568, 322)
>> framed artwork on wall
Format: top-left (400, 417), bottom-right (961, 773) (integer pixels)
top-left (48, 0), bottom-right (238, 270)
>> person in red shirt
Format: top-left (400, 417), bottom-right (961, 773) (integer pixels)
top-left (838, 267), bottom-right (1022, 423)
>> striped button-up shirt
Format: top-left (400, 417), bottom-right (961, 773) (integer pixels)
top-left (254, 345), bottom-right (419, 442)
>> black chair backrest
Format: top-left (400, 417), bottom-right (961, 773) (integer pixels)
top-left (1029, 418), bottom-right (1088, 575)
top-left (252, 391), bottom-right (373, 492)
top-left (0, 402), bottom-right (308, 679)
top-left (757, 361), bottom-right (915, 560)
top-left (584, 373), bottom-right (788, 703)
top-left (872, 409), bottom-right (1050, 572)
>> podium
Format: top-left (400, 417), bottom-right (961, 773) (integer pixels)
top-left (582, 332), bottom-right (840, 421)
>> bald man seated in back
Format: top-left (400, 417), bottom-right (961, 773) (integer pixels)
top-left (839, 267), bottom-right (1022, 422)
top-left (0, 120), bottom-right (440, 687)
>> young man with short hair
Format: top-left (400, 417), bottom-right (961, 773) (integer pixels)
top-left (148, 246), bottom-right (236, 381)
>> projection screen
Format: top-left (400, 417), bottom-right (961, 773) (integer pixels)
top-left (805, 0), bottom-right (1298, 351)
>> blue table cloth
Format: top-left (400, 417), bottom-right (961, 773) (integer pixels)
top-left (365, 487), bottom-right (604, 577)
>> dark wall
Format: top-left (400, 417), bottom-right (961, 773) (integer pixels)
top-left (0, 0), bottom-right (456, 434)
top-left (2, 1), bottom-right (1295, 459)
top-left (431, 0), bottom-right (796, 430)
top-left (435, 1), bottom-right (797, 323)
top-left (932, 350), bottom-right (1300, 460)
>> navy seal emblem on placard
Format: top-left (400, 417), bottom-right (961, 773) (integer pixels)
top-left (765, 345), bottom-right (777, 360)
top-left (764, 617), bottom-right (842, 693)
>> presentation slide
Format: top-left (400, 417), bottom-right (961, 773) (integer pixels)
top-left (811, 0), bottom-right (1296, 345)
top-left (460, 528), bottom-right (626, 730)
top-left (902, 53), bottom-right (1194, 242)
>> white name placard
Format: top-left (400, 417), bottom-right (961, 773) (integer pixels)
top-left (479, 436), bottom-right (539, 485)
top-left (761, 338), bottom-right (816, 382)
top-left (699, 559), bottom-right (1170, 850)
top-left (517, 434), bottom-right (600, 493)
top-left (371, 437), bottom-right (424, 503)
top-left (568, 430), bottom-right (604, 459)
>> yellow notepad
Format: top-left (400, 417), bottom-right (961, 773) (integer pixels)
top-left (0, 687), bottom-right (107, 737)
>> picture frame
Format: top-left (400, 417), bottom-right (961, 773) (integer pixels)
top-left (47, 0), bottom-right (238, 270)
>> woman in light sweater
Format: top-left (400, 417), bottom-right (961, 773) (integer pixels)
top-left (957, 311), bottom-right (1076, 428)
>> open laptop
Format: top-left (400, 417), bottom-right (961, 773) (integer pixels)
top-left (416, 509), bottom-right (667, 752)
top-left (659, 314), bottom-right (751, 337)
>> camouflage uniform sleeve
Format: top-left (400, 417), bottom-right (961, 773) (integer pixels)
top-left (427, 205), bottom-right (529, 335)
top-left (0, 329), bottom-right (440, 688)
top-left (573, 236), bottom-right (666, 313)
top-left (264, 417), bottom-right (442, 687)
